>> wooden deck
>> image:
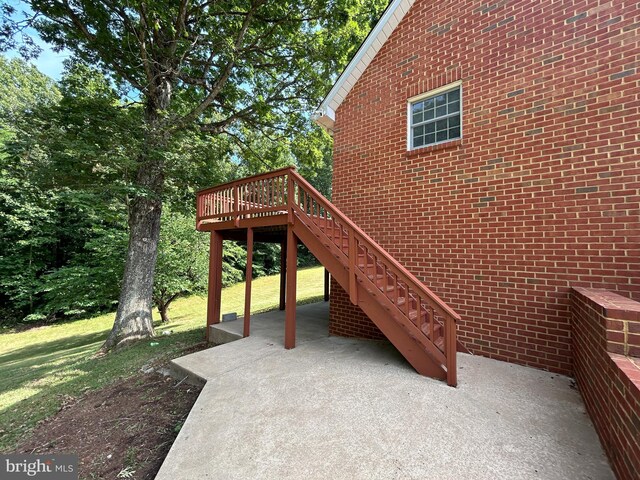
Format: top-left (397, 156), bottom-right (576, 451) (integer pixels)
top-left (196, 166), bottom-right (464, 386)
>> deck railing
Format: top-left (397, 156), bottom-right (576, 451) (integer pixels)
top-left (196, 166), bottom-right (292, 228)
top-left (196, 166), bottom-right (460, 385)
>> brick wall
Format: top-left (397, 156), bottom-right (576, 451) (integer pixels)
top-left (571, 288), bottom-right (640, 480)
top-left (328, 278), bottom-right (386, 339)
top-left (330, 0), bottom-right (640, 373)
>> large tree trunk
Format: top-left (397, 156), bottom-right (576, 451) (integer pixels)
top-left (102, 84), bottom-right (171, 351)
top-left (102, 161), bottom-right (164, 350)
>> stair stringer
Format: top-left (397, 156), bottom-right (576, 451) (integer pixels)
top-left (292, 215), bottom-right (448, 380)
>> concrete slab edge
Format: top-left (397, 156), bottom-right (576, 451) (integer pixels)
top-left (209, 325), bottom-right (243, 345)
top-left (165, 358), bottom-right (208, 388)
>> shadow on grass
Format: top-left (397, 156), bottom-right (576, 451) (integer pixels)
top-left (0, 330), bottom-right (112, 367)
top-left (0, 310), bottom-right (205, 372)
top-left (0, 327), bottom-right (207, 452)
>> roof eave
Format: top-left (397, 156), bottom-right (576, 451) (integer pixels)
top-left (312, 106), bottom-right (335, 134)
top-left (313, 0), bottom-right (416, 134)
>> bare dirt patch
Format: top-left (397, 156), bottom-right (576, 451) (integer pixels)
top-left (15, 372), bottom-right (202, 480)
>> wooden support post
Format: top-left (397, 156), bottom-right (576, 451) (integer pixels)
top-left (324, 268), bottom-right (330, 301)
top-left (285, 226), bottom-right (297, 349)
top-left (206, 231), bottom-right (224, 341)
top-left (279, 240), bottom-right (286, 311)
top-left (243, 227), bottom-right (253, 338)
top-left (287, 171), bottom-right (295, 224)
top-left (445, 315), bottom-right (457, 387)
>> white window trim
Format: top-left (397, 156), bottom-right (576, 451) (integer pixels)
top-left (407, 80), bottom-right (463, 151)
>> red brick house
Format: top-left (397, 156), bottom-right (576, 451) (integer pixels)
top-left (311, 1), bottom-right (640, 477)
top-left (198, 1), bottom-right (639, 475)
top-left (314, 0), bottom-right (639, 374)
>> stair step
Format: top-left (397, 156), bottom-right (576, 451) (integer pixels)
top-left (358, 264), bottom-right (381, 270)
top-left (408, 310), bottom-right (426, 322)
top-left (356, 275), bottom-right (395, 291)
top-left (420, 321), bottom-right (443, 337)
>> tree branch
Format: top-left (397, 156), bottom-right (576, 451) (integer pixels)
top-left (174, 0), bottom-right (264, 131)
top-left (61, 0), bottom-right (95, 41)
top-left (173, 0), bottom-right (189, 49)
top-left (223, 130), bottom-right (277, 171)
top-left (136, 4), bottom-right (156, 98)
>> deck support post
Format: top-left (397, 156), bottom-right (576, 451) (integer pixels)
top-left (445, 316), bottom-right (457, 387)
top-left (206, 231), bottom-right (224, 341)
top-left (243, 227), bottom-right (253, 338)
top-left (279, 240), bottom-right (286, 311)
top-left (285, 226), bottom-right (297, 349)
top-left (324, 269), bottom-right (330, 301)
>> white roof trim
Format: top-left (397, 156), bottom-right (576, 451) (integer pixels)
top-left (313, 0), bottom-right (416, 132)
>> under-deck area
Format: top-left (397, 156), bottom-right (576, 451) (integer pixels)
top-left (202, 220), bottom-right (330, 348)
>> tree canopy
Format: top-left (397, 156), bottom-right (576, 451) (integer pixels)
top-left (0, 55), bottom-right (60, 124)
top-left (0, 0), bottom-right (388, 347)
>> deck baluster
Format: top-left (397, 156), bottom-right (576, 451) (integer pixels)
top-left (404, 284), bottom-right (410, 318)
top-left (429, 307), bottom-right (435, 340)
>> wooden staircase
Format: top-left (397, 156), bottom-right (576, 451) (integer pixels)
top-left (196, 166), bottom-right (464, 386)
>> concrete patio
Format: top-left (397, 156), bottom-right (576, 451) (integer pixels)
top-left (155, 302), bottom-right (613, 480)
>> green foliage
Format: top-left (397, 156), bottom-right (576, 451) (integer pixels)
top-left (39, 224), bottom-right (127, 318)
top-left (0, 0), bottom-right (390, 330)
top-left (1, 0), bottom-right (388, 180)
top-left (295, 127), bottom-right (334, 199)
top-left (0, 167), bottom-right (129, 323)
top-left (153, 210), bottom-right (208, 320)
top-left (35, 60), bottom-right (143, 197)
top-left (0, 167), bottom-right (57, 319)
top-left (0, 57), bottom-right (60, 322)
top-left (222, 241), bottom-right (247, 287)
top-left (0, 57), bottom-right (240, 324)
top-left (0, 58), bottom-right (134, 323)
top-left (253, 243), bottom-right (281, 277)
top-left (0, 55), bottom-right (60, 126)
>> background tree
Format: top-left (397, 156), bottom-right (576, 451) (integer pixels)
top-left (1, 0), bottom-right (388, 348)
top-left (0, 56), bottom-right (229, 322)
top-left (0, 56), bottom-right (59, 321)
top-left (0, 57), bottom-right (134, 322)
top-left (0, 56), bottom-right (60, 124)
top-left (153, 210), bottom-right (208, 323)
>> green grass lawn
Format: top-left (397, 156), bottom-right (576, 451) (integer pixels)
top-left (0, 266), bottom-right (325, 452)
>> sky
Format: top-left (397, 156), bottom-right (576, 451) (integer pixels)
top-left (5, 0), bottom-right (70, 80)
top-left (6, 41), bottom-right (70, 80)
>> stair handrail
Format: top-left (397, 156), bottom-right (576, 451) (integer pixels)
top-left (288, 168), bottom-right (461, 323)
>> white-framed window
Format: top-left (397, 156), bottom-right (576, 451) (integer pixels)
top-left (408, 81), bottom-right (462, 150)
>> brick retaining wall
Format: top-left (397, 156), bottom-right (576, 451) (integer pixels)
top-left (571, 287), bottom-right (640, 480)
